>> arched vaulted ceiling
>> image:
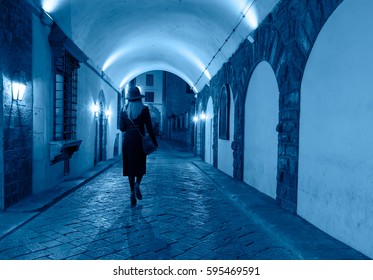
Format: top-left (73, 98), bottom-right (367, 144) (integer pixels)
top-left (36, 0), bottom-right (280, 92)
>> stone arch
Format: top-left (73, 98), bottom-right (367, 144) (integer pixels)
top-left (256, 24), bottom-right (282, 68)
top-left (298, 0), bottom-right (373, 258)
top-left (194, 0), bottom-right (342, 214)
top-left (204, 97), bottom-right (214, 165)
top-left (243, 61), bottom-right (279, 199)
top-left (217, 84), bottom-right (235, 176)
top-left (194, 101), bottom-right (204, 157)
top-left (231, 24), bottom-right (282, 182)
top-left (218, 84), bottom-right (230, 140)
top-left (248, 3), bottom-right (342, 212)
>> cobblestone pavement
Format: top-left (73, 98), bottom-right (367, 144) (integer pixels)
top-left (0, 141), bottom-right (369, 260)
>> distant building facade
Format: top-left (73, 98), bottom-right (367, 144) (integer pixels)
top-left (129, 71), bottom-right (195, 149)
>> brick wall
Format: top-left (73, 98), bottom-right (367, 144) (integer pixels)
top-left (0, 0), bottom-right (33, 208)
top-left (196, 0), bottom-right (343, 212)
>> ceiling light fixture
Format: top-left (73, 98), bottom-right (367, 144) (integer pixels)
top-left (247, 34), bottom-right (255, 43)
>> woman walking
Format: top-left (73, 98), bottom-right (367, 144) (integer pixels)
top-left (120, 86), bottom-right (158, 205)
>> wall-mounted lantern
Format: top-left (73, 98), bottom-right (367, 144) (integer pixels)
top-left (91, 103), bottom-right (112, 120)
top-left (91, 103), bottom-right (99, 118)
top-left (105, 109), bottom-right (112, 119)
top-left (193, 112), bottom-right (208, 123)
top-left (12, 82), bottom-right (26, 101)
top-left (12, 71), bottom-right (27, 101)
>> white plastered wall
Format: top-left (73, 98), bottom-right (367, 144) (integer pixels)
top-left (244, 61), bottom-right (279, 199)
top-left (218, 88), bottom-right (235, 177)
top-left (298, 0), bottom-right (373, 258)
top-left (32, 14), bottom-right (62, 192)
top-left (71, 65), bottom-right (119, 177)
top-left (204, 97), bottom-right (214, 165)
top-left (32, 14), bottom-right (119, 193)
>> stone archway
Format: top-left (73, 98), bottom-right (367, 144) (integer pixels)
top-left (204, 97), bottom-right (214, 165)
top-left (243, 61), bottom-right (279, 199)
top-left (298, 0), bottom-right (373, 258)
top-left (217, 84), bottom-right (235, 176)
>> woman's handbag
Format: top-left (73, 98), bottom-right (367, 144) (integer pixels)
top-left (142, 135), bottom-right (157, 155)
top-left (129, 117), bottom-right (156, 155)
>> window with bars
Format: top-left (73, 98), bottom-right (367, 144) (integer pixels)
top-left (146, 74), bottom-right (154, 86)
top-left (54, 51), bottom-right (79, 141)
top-left (145, 91), bottom-right (154, 103)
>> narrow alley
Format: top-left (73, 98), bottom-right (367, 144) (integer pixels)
top-left (2, 0), bottom-right (373, 262)
top-left (0, 141), bottom-right (367, 260)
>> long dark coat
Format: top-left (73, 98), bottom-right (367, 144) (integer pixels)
top-left (120, 106), bottom-right (158, 176)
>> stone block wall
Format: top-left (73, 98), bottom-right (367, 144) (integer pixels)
top-left (0, 0), bottom-right (33, 209)
top-left (196, 0), bottom-right (343, 212)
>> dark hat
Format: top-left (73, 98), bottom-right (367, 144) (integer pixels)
top-left (126, 86), bottom-right (145, 101)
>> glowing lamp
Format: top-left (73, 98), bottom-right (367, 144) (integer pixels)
top-left (105, 109), bottom-right (112, 118)
top-left (12, 82), bottom-right (26, 101)
top-left (12, 71), bottom-right (27, 101)
top-left (193, 116), bottom-right (199, 123)
top-left (91, 104), bottom-right (99, 117)
top-left (200, 113), bottom-right (207, 120)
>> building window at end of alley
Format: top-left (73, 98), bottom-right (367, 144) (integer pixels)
top-left (145, 91), bottom-right (154, 103)
top-left (54, 50), bottom-right (79, 141)
top-left (146, 74), bottom-right (154, 86)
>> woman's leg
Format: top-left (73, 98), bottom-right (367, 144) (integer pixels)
top-left (128, 176), bottom-right (136, 204)
top-left (134, 175), bottom-right (143, 200)
top-left (136, 175), bottom-right (143, 185)
top-left (128, 176), bottom-right (135, 192)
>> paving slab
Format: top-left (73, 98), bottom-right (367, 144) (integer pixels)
top-left (0, 156), bottom-right (120, 240)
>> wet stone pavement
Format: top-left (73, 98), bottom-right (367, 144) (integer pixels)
top-left (0, 140), bottom-right (369, 260)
